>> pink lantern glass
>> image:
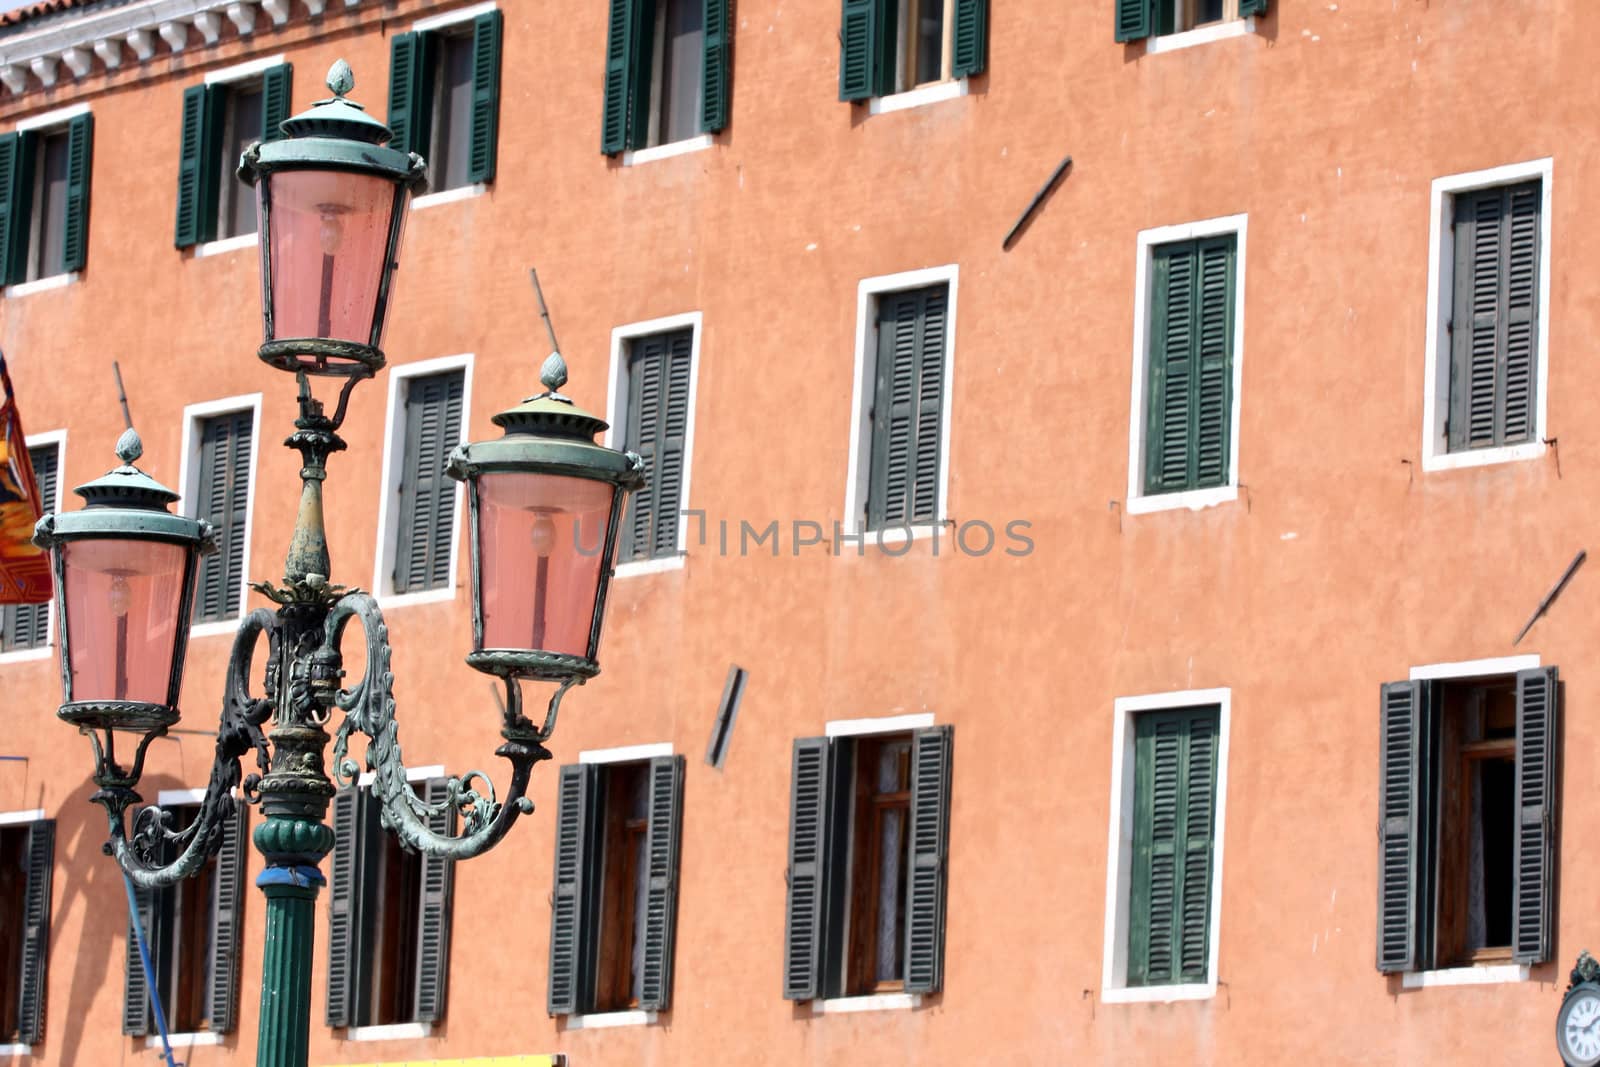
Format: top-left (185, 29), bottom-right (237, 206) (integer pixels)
top-left (61, 538), bottom-right (188, 705)
top-left (476, 473), bottom-right (616, 660)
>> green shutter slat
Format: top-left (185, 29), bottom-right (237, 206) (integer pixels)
top-left (193, 411), bottom-right (251, 623)
top-left (413, 778), bottom-right (457, 1022)
top-left (59, 113), bottom-right (92, 273)
top-left (1501, 183), bottom-right (1541, 444)
top-left (3, 134), bottom-right (35, 285)
top-left (17, 819), bottom-right (53, 1045)
top-left (950, 0), bottom-right (987, 78)
top-left (637, 755), bottom-right (686, 1012)
top-left (260, 63), bottom-right (294, 143)
top-left (548, 763), bottom-right (597, 1015)
top-left (838, 0), bottom-right (880, 101)
top-left (0, 133), bottom-right (22, 285)
top-left (1192, 236), bottom-right (1234, 488)
top-left (1513, 666), bottom-right (1557, 965)
top-left (121, 876), bottom-right (154, 1035)
top-left (622, 336), bottom-right (665, 561)
top-left (325, 787), bottom-right (360, 1028)
top-left (194, 419), bottom-right (223, 621)
top-left (912, 287), bottom-right (946, 523)
top-left (653, 330), bottom-right (692, 557)
top-left (1238, 0), bottom-right (1267, 16)
top-left (1146, 242), bottom-right (1194, 494)
top-left (783, 736), bottom-right (830, 1001)
top-left (904, 726), bottom-right (953, 994)
top-left (1145, 238), bottom-right (1234, 494)
top-left (868, 286), bottom-right (946, 529)
top-left (701, 0), bottom-right (731, 132)
top-left (175, 86), bottom-right (216, 249)
top-left (395, 371), bottom-right (464, 594)
top-left (1376, 680), bottom-right (1423, 973)
top-left (467, 11), bottom-right (503, 183)
top-left (388, 33), bottom-right (431, 159)
top-left (1176, 713), bottom-right (1217, 980)
top-left (206, 799), bottom-right (247, 1033)
top-left (226, 410), bottom-right (252, 617)
top-left (1115, 0), bottom-right (1153, 42)
top-left (600, 0), bottom-right (636, 153)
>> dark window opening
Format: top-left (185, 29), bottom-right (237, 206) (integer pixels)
top-left (216, 85), bottom-right (263, 240)
top-left (650, 0), bottom-right (705, 147)
top-left (844, 734), bottom-right (912, 994)
top-left (0, 826), bottom-right (27, 1042)
top-left (428, 33), bottom-right (476, 191)
top-left (593, 762), bottom-right (651, 1012)
top-left (361, 814), bottom-right (424, 1027)
top-left (27, 131), bottom-right (68, 282)
top-left (154, 806), bottom-right (219, 1033)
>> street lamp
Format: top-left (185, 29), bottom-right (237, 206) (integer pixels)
top-left (31, 61), bottom-right (643, 1067)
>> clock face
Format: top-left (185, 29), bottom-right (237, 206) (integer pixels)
top-left (1560, 988), bottom-right (1600, 1066)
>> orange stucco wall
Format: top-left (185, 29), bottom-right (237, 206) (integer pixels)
top-left (0, 0), bottom-right (1596, 1063)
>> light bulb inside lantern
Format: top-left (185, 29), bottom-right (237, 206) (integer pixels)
top-left (318, 208), bottom-right (344, 255)
top-left (531, 513), bottom-right (557, 558)
top-left (108, 574), bottom-right (131, 618)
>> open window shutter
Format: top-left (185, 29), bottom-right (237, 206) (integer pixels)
top-left (13, 445), bottom-right (58, 647)
top-left (838, 0), bottom-right (880, 101)
top-left (1145, 241), bottom-right (1196, 494)
top-left (904, 726), bottom-right (953, 994)
top-left (413, 778), bottom-right (457, 1022)
top-left (467, 11), bottom-right (503, 183)
top-left (1513, 665), bottom-right (1557, 965)
top-left (622, 337), bottom-right (664, 561)
top-left (121, 878), bottom-right (154, 1035)
top-left (1114, 0), bottom-right (1153, 42)
top-left (60, 113), bottom-right (92, 273)
top-left (225, 410), bottom-right (252, 617)
top-left (17, 820), bottom-right (54, 1045)
top-left (1192, 236), bottom-right (1235, 489)
top-left (548, 763), bottom-right (596, 1015)
top-left (783, 737), bottom-right (830, 1000)
top-left (600, 0), bottom-right (637, 153)
top-left (637, 755), bottom-right (686, 1011)
top-left (911, 287), bottom-right (947, 524)
top-left (1500, 182), bottom-right (1541, 445)
top-left (325, 787), bottom-right (361, 1027)
top-left (387, 33), bottom-right (428, 159)
top-left (1238, 0), bottom-right (1267, 16)
top-left (701, 0), bottom-right (731, 132)
top-left (1376, 680), bottom-right (1423, 973)
top-left (951, 0), bottom-right (988, 78)
top-left (260, 63), bottom-right (294, 143)
top-left (0, 133), bottom-right (22, 285)
top-left (175, 86), bottom-right (216, 248)
top-left (652, 330), bottom-right (692, 557)
top-left (206, 799), bottom-right (247, 1033)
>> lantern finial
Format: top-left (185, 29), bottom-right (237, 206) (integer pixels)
top-left (327, 59), bottom-right (354, 98)
top-left (540, 353), bottom-right (568, 394)
top-left (115, 427), bottom-right (143, 466)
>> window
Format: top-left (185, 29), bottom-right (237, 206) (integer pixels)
top-left (618, 327), bottom-right (693, 563)
top-left (175, 64), bottom-right (291, 248)
top-left (0, 818), bottom-right (53, 1047)
top-left (388, 11), bottom-right (503, 191)
top-left (384, 366), bottom-right (467, 598)
top-left (0, 442), bottom-right (59, 653)
top-left (1115, 0), bottom-right (1266, 43)
top-left (849, 276), bottom-right (954, 534)
top-left (1377, 666), bottom-right (1558, 976)
top-left (838, 0), bottom-right (985, 102)
top-left (782, 726), bottom-right (952, 1001)
top-left (122, 800), bottom-right (247, 1037)
top-left (326, 781), bottom-right (455, 1029)
top-left (547, 754), bottom-right (684, 1017)
top-left (599, 0), bottom-right (730, 155)
top-left (0, 112), bottom-right (92, 285)
top-left (188, 408), bottom-right (255, 625)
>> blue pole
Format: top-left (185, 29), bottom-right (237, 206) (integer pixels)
top-left (120, 871), bottom-right (181, 1067)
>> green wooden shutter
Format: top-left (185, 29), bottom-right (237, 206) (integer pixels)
top-left (325, 786), bottom-right (362, 1028)
top-left (1115, 0), bottom-right (1153, 42)
top-left (17, 819), bottom-right (53, 1045)
top-left (637, 755), bottom-right (686, 1011)
top-left (5, 444), bottom-right (58, 650)
top-left (59, 114), bottom-right (92, 273)
top-left (413, 777), bottom-right (457, 1022)
top-left (701, 0), bottom-right (731, 132)
top-left (904, 726), bottom-right (953, 994)
top-left (951, 0), bottom-right (988, 78)
top-left (868, 285), bottom-right (947, 530)
top-left (838, 0), bottom-right (881, 101)
top-left (548, 763), bottom-right (597, 1015)
top-left (1192, 238), bottom-right (1234, 487)
top-left (600, 0), bottom-right (645, 153)
top-left (121, 878), bottom-right (154, 1035)
top-left (1128, 707), bottom-right (1218, 986)
top-left (621, 330), bottom-right (691, 561)
top-left (1376, 681), bottom-right (1424, 973)
top-left (206, 798), bottom-right (247, 1033)
top-left (1512, 666), bottom-right (1557, 965)
top-left (655, 331), bottom-right (692, 555)
top-left (260, 63), bottom-right (294, 143)
top-left (1238, 0), bottom-right (1267, 16)
top-left (193, 410), bottom-right (252, 623)
top-left (0, 133), bottom-right (22, 285)
top-left (783, 737), bottom-right (830, 1001)
top-left (395, 370), bottom-right (465, 594)
top-left (175, 86), bottom-right (220, 248)
top-left (388, 32), bottom-right (436, 159)
top-left (1145, 237), bottom-right (1235, 495)
top-left (467, 11), bottom-right (503, 183)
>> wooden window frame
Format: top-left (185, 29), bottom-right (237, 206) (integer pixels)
top-left (843, 734), bottom-right (913, 995)
top-left (177, 396), bottom-right (262, 638)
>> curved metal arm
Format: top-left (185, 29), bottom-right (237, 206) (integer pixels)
top-left (103, 609), bottom-right (276, 889)
top-left (324, 592), bottom-right (553, 861)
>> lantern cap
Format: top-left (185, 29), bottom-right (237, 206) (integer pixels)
top-left (279, 60), bottom-right (392, 145)
top-left (33, 428), bottom-right (216, 551)
top-left (74, 428), bottom-right (181, 510)
top-left (490, 353), bottom-right (610, 441)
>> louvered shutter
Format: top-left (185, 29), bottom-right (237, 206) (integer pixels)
top-left (783, 737), bottom-right (830, 1000)
top-left (1238, 0), bottom-right (1267, 16)
top-left (466, 11), bottom-right (503, 184)
top-left (838, 0), bottom-right (882, 101)
top-left (622, 331), bottom-right (691, 561)
top-left (6, 445), bottom-right (58, 650)
top-left (58, 114), bottom-right (92, 274)
top-left (1375, 681), bottom-right (1423, 973)
top-left (868, 286), bottom-right (946, 530)
top-left (17, 820), bottom-right (53, 1045)
top-left (548, 763), bottom-right (597, 1015)
top-left (654, 331), bottom-right (692, 556)
top-left (701, 0), bottom-right (731, 132)
top-left (1512, 666), bottom-right (1557, 965)
top-left (395, 370), bottom-right (465, 594)
top-left (637, 755), bottom-right (685, 1011)
top-left (388, 33), bottom-right (433, 160)
top-left (205, 799), bottom-right (247, 1033)
top-left (601, 0), bottom-right (647, 154)
top-left (325, 787), bottom-right (361, 1027)
top-left (951, 0), bottom-right (987, 78)
top-left (904, 726), bottom-right (953, 994)
top-left (175, 86), bottom-right (218, 248)
top-left (413, 778), bottom-right (457, 1022)
top-left (1145, 237), bottom-right (1235, 495)
top-left (260, 63), bottom-right (293, 143)
top-left (0, 133), bottom-right (22, 285)
top-left (121, 878), bottom-right (154, 1035)
top-left (1114, 0), bottom-right (1152, 42)
top-left (1192, 237), bottom-right (1234, 487)
top-left (193, 410), bottom-right (252, 623)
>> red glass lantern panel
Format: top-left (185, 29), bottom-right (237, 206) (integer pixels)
top-left (61, 538), bottom-right (188, 705)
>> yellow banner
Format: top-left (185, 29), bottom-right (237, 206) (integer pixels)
top-left (0, 353), bottom-right (50, 606)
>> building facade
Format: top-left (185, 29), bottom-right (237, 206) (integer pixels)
top-left (0, 0), bottom-right (1593, 1063)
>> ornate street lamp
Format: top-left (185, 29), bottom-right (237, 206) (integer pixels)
top-left (32, 61), bottom-right (642, 1067)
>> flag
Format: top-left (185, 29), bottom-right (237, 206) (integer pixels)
top-left (0, 352), bottom-right (50, 605)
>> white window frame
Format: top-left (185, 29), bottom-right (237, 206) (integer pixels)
top-left (1145, 6), bottom-right (1257, 56)
top-left (843, 264), bottom-right (959, 541)
top-left (4, 103), bottom-right (89, 296)
top-left (177, 394), bottom-right (263, 638)
top-left (0, 428), bottom-right (65, 663)
top-left (1125, 213), bottom-right (1248, 516)
top-left (603, 311), bottom-right (703, 578)
top-left (1100, 687), bottom-right (1231, 1004)
top-left (372, 354), bottom-right (474, 607)
top-left (189, 55), bottom-right (286, 257)
top-left (1421, 158), bottom-right (1553, 473)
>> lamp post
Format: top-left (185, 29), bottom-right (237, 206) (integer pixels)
top-left (30, 61), bottom-right (643, 1067)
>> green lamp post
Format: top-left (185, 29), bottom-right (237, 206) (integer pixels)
top-left (33, 61), bottom-right (643, 1067)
